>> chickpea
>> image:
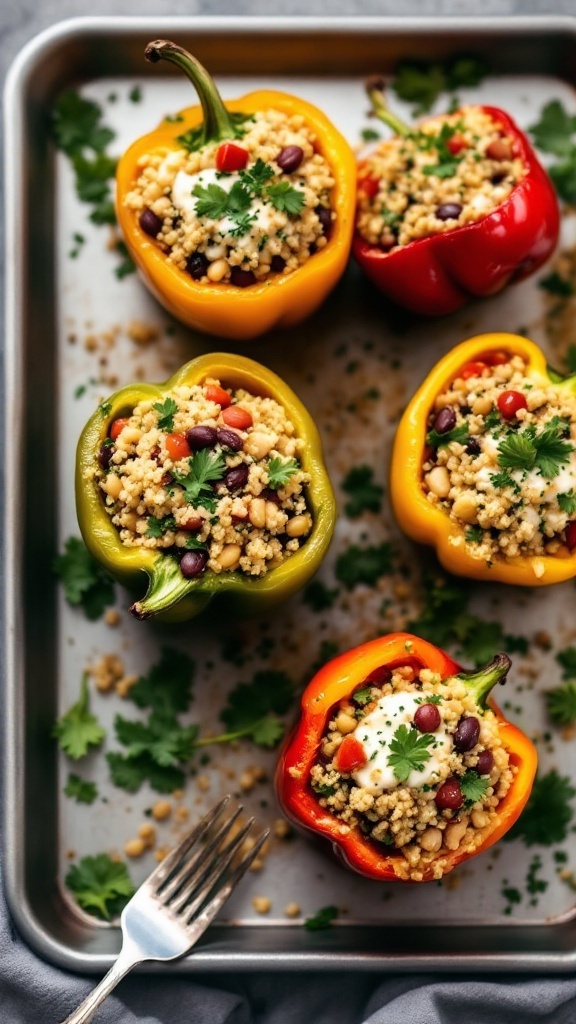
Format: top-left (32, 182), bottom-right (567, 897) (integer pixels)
top-left (151, 800), bottom-right (172, 821)
top-left (420, 827), bottom-right (442, 853)
top-left (453, 493), bottom-right (478, 524)
top-left (207, 259), bottom-right (229, 283)
top-left (103, 473), bottom-right (122, 499)
top-left (335, 711), bottom-right (357, 734)
top-left (244, 432), bottom-right (275, 460)
top-left (124, 837), bottom-right (146, 858)
top-left (286, 514), bottom-right (311, 538)
top-left (425, 466), bottom-right (450, 498)
top-left (471, 395), bottom-right (493, 417)
top-left (444, 817), bottom-right (469, 851)
top-left (249, 497), bottom-right (266, 528)
top-left (219, 544), bottom-right (242, 570)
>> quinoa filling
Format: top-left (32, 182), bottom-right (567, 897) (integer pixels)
top-left (309, 662), bottom-right (514, 881)
top-left (422, 352), bottom-right (576, 568)
top-left (124, 109), bottom-right (335, 287)
top-left (92, 379), bottom-right (312, 579)
top-left (356, 106), bottom-right (526, 250)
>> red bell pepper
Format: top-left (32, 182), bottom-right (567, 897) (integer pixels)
top-left (276, 632), bottom-right (537, 882)
top-left (352, 79), bottom-right (559, 316)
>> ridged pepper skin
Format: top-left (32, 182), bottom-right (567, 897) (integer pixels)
top-left (75, 352), bottom-right (336, 622)
top-left (352, 106), bottom-right (559, 316)
top-left (391, 332), bottom-right (576, 586)
top-left (115, 43), bottom-right (356, 340)
top-left (276, 632), bottom-right (537, 882)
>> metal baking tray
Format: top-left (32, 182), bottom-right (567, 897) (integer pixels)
top-left (6, 14), bottom-right (576, 973)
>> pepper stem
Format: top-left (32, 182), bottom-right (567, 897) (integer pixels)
top-left (365, 75), bottom-right (412, 138)
top-left (130, 554), bottom-right (210, 620)
top-left (145, 39), bottom-right (238, 146)
top-left (454, 653), bottom-right (512, 712)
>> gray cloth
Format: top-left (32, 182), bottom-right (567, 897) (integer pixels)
top-left (4, 1), bottom-right (576, 1021)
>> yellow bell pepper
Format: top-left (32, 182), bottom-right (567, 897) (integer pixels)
top-left (115, 40), bottom-right (356, 340)
top-left (391, 332), bottom-right (576, 586)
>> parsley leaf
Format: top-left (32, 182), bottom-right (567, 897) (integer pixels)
top-left (392, 55), bottom-right (488, 115)
top-left (352, 686), bottom-right (374, 706)
top-left (153, 396), bottom-right (178, 432)
top-left (426, 423), bottom-right (469, 448)
top-left (387, 724), bottom-right (434, 782)
top-left (507, 770), bottom-right (576, 846)
top-left (497, 431), bottom-right (536, 471)
top-left (114, 713), bottom-right (199, 767)
top-left (267, 456), bottom-right (300, 489)
top-left (302, 580), bottom-right (339, 611)
top-left (558, 490), bottom-right (576, 514)
top-left (465, 525), bottom-right (484, 544)
top-left (529, 100), bottom-right (576, 158)
top-left (241, 157), bottom-right (274, 192)
top-left (52, 675), bottom-right (106, 760)
top-left (172, 449), bottom-right (226, 507)
top-left (423, 160), bottom-right (460, 178)
top-left (497, 423), bottom-right (574, 479)
top-left (193, 182), bottom-right (230, 219)
top-left (147, 514), bottom-right (176, 538)
top-left (490, 470), bottom-right (521, 492)
top-left (66, 854), bottom-right (135, 920)
top-left (304, 905), bottom-right (339, 931)
top-left (335, 542), bottom-right (393, 589)
top-left (460, 770), bottom-right (490, 805)
top-left (264, 181), bottom-right (305, 215)
top-left (53, 536), bottom-right (115, 620)
top-left (220, 670), bottom-right (295, 747)
top-left (64, 773), bottom-right (98, 805)
top-left (546, 681), bottom-right (576, 725)
top-left (52, 91), bottom-right (115, 158)
top-left (556, 646), bottom-right (576, 679)
top-left (128, 647), bottom-right (195, 717)
top-left (341, 465), bottom-right (384, 517)
top-left (539, 271), bottom-right (574, 297)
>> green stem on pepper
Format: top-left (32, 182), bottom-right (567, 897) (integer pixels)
top-left (130, 553), bottom-right (211, 620)
top-left (145, 38), bottom-right (239, 146)
top-left (365, 75), bottom-right (412, 138)
top-left (454, 653), bottom-right (511, 712)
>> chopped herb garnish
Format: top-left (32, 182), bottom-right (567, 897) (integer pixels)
top-left (335, 542), bottom-right (393, 589)
top-left (386, 724), bottom-right (434, 782)
top-left (304, 905), bottom-right (339, 931)
top-left (146, 514), bottom-right (176, 538)
top-left (129, 85), bottom-right (142, 103)
top-left (267, 456), bottom-right (300, 489)
top-left (497, 422), bottom-right (573, 479)
top-left (64, 773), bottom-right (98, 805)
top-left (352, 686), bottom-right (374, 706)
top-left (414, 694), bottom-right (443, 705)
top-left (171, 449), bottom-right (226, 508)
top-left (556, 646), bottom-right (576, 679)
top-left (361, 127), bottom-right (381, 142)
top-left (507, 769), bottom-right (576, 846)
top-left (460, 770), bottom-right (490, 805)
top-left (53, 536), bottom-right (115, 620)
top-left (311, 780), bottom-right (336, 797)
top-left (302, 580), bottom-right (339, 611)
top-left (341, 465), bottom-right (384, 517)
top-left (66, 854), bottom-right (135, 921)
top-left (490, 470), bottom-right (520, 493)
top-left (529, 100), bottom-right (576, 204)
top-left (264, 180), bottom-right (305, 215)
top-left (546, 681), bottom-right (576, 725)
top-left (153, 396), bottom-right (179, 432)
top-left (558, 490), bottom-right (576, 514)
top-left (426, 422), bottom-right (469, 448)
top-left (539, 271), bottom-right (574, 297)
top-left (220, 670), bottom-right (295, 748)
top-left (52, 674), bottom-right (106, 760)
top-left (177, 111), bottom-right (251, 152)
top-left (465, 525), bottom-right (484, 544)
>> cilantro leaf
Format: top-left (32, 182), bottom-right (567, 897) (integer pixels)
top-left (361, 128), bottom-right (381, 142)
top-left (172, 449), bottom-right (226, 506)
top-left (264, 181), bottom-right (305, 215)
top-left (304, 905), bottom-right (339, 931)
top-left (539, 271), bottom-right (574, 297)
top-left (241, 158), bottom-right (274, 192)
top-left (267, 456), bottom-right (300, 488)
top-left (426, 423), bottom-right (469, 448)
top-left (52, 675), bottom-right (106, 760)
top-left (193, 182), bottom-right (230, 219)
top-left (52, 91), bottom-right (115, 158)
top-left (302, 580), bottom-right (339, 611)
top-left (422, 160), bottom-right (460, 179)
top-left (558, 490), bottom-right (576, 514)
top-left (220, 670), bottom-right (295, 747)
top-left (114, 713), bottom-right (199, 767)
top-left (529, 100), bottom-right (576, 158)
top-left (550, 160), bottom-right (576, 205)
top-left (445, 55), bottom-right (489, 90)
top-left (147, 514), bottom-right (176, 538)
top-left (556, 646), bottom-right (576, 679)
top-left (386, 724), bottom-right (434, 782)
top-left (53, 536), bottom-right (115, 620)
top-left (465, 525), bottom-right (483, 544)
top-left (128, 647), bottom-right (195, 717)
top-left (507, 770), bottom-right (576, 846)
top-left (392, 61), bottom-right (446, 115)
top-left (72, 153), bottom-right (117, 205)
top-left (153, 396), bottom-right (178, 432)
top-left (335, 542), bottom-right (393, 589)
top-left (66, 854), bottom-right (135, 921)
top-left (490, 470), bottom-right (520, 492)
top-left (497, 423), bottom-right (573, 478)
top-left (546, 681), bottom-right (576, 725)
top-left (64, 773), bottom-right (98, 805)
top-left (107, 750), bottom-right (185, 793)
top-left (352, 686), bottom-right (374, 706)
top-left (460, 770), bottom-right (490, 805)
top-left (341, 465), bottom-right (384, 517)
top-left (497, 431), bottom-right (536, 471)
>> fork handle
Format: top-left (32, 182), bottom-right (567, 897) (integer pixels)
top-left (58, 946), bottom-right (141, 1024)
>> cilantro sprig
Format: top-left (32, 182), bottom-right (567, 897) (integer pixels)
top-left (386, 724), bottom-right (434, 782)
top-left (53, 536), bottom-right (115, 620)
top-left (341, 465), bottom-right (384, 517)
top-left (497, 421), bottom-right (574, 479)
top-left (153, 397), bottom-right (178, 432)
top-left (64, 773), bottom-right (98, 805)
top-left (267, 456), bottom-right (300, 489)
top-left (460, 770), bottom-right (490, 806)
top-left (192, 157), bottom-right (305, 233)
top-left (66, 854), bottom-right (135, 920)
top-left (546, 681), bottom-right (576, 726)
top-left (529, 100), bottom-right (576, 204)
top-left (171, 449), bottom-right (226, 509)
top-left (507, 770), bottom-right (576, 846)
top-left (53, 674), bottom-right (106, 760)
top-left (426, 423), bottom-right (469, 449)
top-left (392, 54), bottom-right (489, 115)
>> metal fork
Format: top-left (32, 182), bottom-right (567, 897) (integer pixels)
top-left (59, 796), bottom-right (268, 1024)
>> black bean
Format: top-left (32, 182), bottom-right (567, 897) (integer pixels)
top-left (414, 704), bottom-right (441, 733)
top-left (224, 464), bottom-right (249, 491)
top-left (436, 202), bottom-right (463, 221)
top-left (216, 427), bottom-right (243, 452)
top-left (270, 255), bottom-right (286, 273)
top-left (453, 716), bottom-right (481, 752)
top-left (433, 406), bottom-right (456, 434)
top-left (475, 750), bottom-right (494, 775)
top-left (186, 252), bottom-right (209, 280)
top-left (180, 550), bottom-right (208, 579)
top-left (260, 487), bottom-right (281, 506)
top-left (98, 443), bottom-right (114, 470)
top-left (316, 205), bottom-right (333, 237)
top-left (186, 425), bottom-right (217, 450)
top-left (230, 267), bottom-right (256, 288)
top-left (139, 208), bottom-right (163, 237)
top-left (466, 437), bottom-right (482, 457)
top-left (435, 777), bottom-right (464, 811)
top-left (161, 471), bottom-right (174, 487)
top-left (276, 145), bottom-right (304, 173)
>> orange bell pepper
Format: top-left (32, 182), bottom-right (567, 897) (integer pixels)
top-left (391, 332), bottom-right (576, 586)
top-left (115, 40), bottom-right (356, 340)
top-left (276, 632), bottom-right (537, 882)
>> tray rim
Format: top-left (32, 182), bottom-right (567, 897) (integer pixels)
top-left (6, 12), bottom-right (576, 974)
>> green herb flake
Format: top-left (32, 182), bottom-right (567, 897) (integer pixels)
top-left (460, 770), bottom-right (490, 805)
top-left (153, 396), bottom-right (179, 432)
top-left (302, 580), bottom-right (339, 612)
top-left (53, 536), bottom-right (115, 620)
top-left (267, 456), bottom-right (300, 489)
top-left (129, 85), bottom-right (142, 103)
top-left (66, 853), bottom-right (135, 920)
top-left (546, 681), bottom-right (576, 725)
top-left (538, 271), bottom-right (574, 297)
top-left (341, 465), bottom-right (384, 517)
top-left (146, 514), bottom-right (176, 538)
top-left (465, 525), bottom-right (484, 545)
top-left (558, 490), bottom-right (576, 514)
top-left (556, 646), bottom-right (576, 679)
top-left (64, 773), bottom-right (98, 805)
top-left (52, 674), bottom-right (106, 760)
top-left (426, 423), bottom-right (469, 448)
top-left (335, 542), bottom-right (394, 590)
top-left (507, 769), bottom-right (576, 846)
top-left (386, 724), bottom-right (434, 782)
top-left (361, 128), bottom-right (381, 142)
top-left (304, 905), bottom-right (339, 931)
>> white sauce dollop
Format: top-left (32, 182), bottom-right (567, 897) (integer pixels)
top-left (171, 168), bottom-right (285, 245)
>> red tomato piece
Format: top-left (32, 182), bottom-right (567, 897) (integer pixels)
top-left (335, 735), bottom-right (367, 774)
top-left (222, 405), bottom-right (253, 429)
top-left (205, 384), bottom-right (232, 408)
top-left (215, 142), bottom-right (249, 172)
top-left (566, 521), bottom-right (576, 551)
top-left (165, 433), bottom-right (191, 460)
top-left (447, 133), bottom-right (468, 155)
top-left (109, 417), bottom-right (129, 440)
top-left (485, 350), bottom-right (509, 366)
top-left (460, 361), bottom-right (488, 380)
top-left (358, 174), bottom-right (380, 199)
top-left (497, 390), bottom-right (528, 420)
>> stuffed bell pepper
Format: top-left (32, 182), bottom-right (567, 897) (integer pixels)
top-left (76, 352), bottom-right (335, 620)
top-left (115, 40), bottom-right (356, 339)
top-left (352, 77), bottom-right (559, 316)
top-left (391, 332), bottom-right (576, 585)
top-left (277, 632), bottom-right (536, 882)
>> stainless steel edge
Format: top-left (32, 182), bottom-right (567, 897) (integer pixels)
top-left (5, 14), bottom-right (576, 973)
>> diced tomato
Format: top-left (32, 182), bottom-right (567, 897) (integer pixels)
top-left (460, 361), bottom-right (488, 380)
top-left (165, 433), bottom-right (190, 460)
top-left (335, 735), bottom-right (368, 773)
top-left (566, 521), bottom-right (576, 551)
top-left (205, 384), bottom-right (232, 408)
top-left (222, 405), bottom-right (253, 430)
top-left (358, 173), bottom-right (380, 199)
top-left (447, 133), bottom-right (467, 155)
top-left (485, 350), bottom-right (509, 366)
top-left (497, 390), bottom-right (527, 420)
top-left (109, 417), bottom-right (129, 440)
top-left (215, 142), bottom-right (249, 172)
